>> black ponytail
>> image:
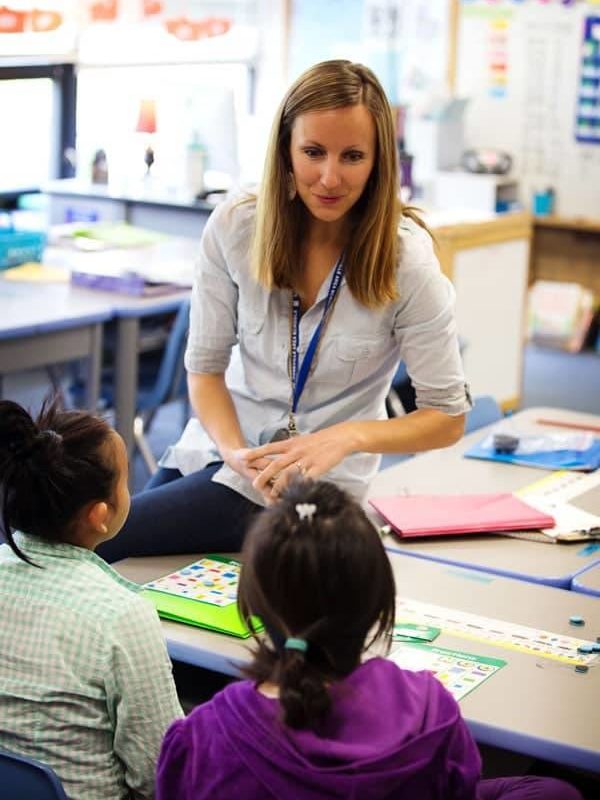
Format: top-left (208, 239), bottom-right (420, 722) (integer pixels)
top-left (277, 644), bottom-right (332, 730)
top-left (239, 479), bottom-right (396, 731)
top-left (0, 398), bottom-right (115, 565)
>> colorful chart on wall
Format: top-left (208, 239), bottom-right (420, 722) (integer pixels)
top-left (457, 0), bottom-right (600, 216)
top-left (396, 597), bottom-right (599, 666)
top-left (575, 15), bottom-right (600, 144)
top-left (389, 642), bottom-right (506, 701)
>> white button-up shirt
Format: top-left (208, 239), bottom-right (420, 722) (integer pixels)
top-left (162, 196), bottom-right (471, 504)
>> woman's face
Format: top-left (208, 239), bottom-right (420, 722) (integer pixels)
top-left (289, 104), bottom-right (376, 227)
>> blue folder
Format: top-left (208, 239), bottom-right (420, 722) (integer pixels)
top-left (464, 437), bottom-right (600, 472)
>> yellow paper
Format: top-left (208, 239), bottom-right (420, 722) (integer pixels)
top-left (3, 262), bottom-right (69, 283)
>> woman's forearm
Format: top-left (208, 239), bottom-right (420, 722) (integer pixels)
top-left (187, 372), bottom-right (246, 456)
top-left (341, 408), bottom-right (465, 456)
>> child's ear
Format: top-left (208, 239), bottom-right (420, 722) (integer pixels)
top-left (87, 501), bottom-right (109, 535)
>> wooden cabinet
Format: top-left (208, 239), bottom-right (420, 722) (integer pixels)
top-left (531, 216), bottom-right (600, 302)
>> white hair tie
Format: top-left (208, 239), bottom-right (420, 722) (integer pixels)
top-left (295, 503), bottom-right (316, 522)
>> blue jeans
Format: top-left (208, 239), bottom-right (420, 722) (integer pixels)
top-left (97, 464), bottom-right (260, 563)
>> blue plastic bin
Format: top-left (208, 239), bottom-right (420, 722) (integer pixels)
top-left (0, 229), bottom-right (47, 269)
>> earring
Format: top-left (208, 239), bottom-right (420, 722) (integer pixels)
top-left (287, 172), bottom-right (297, 201)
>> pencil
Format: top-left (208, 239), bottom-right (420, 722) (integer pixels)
top-left (536, 418), bottom-right (600, 434)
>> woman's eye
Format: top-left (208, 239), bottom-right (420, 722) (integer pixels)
top-left (303, 147), bottom-right (322, 158)
top-left (344, 150), bottom-right (364, 162)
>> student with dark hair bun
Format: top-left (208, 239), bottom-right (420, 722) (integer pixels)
top-left (156, 480), bottom-right (581, 800)
top-left (0, 399), bottom-right (183, 800)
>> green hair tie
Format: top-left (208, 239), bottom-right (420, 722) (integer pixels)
top-left (284, 637), bottom-right (308, 654)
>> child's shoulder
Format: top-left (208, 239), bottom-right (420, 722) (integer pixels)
top-left (40, 556), bottom-right (154, 631)
top-left (354, 657), bottom-right (456, 705)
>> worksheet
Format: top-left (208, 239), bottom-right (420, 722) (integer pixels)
top-left (389, 643), bottom-right (505, 701)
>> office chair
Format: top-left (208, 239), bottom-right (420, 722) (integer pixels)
top-left (0, 748), bottom-right (68, 800)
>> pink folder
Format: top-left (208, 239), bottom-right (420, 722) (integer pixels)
top-left (369, 493), bottom-right (555, 539)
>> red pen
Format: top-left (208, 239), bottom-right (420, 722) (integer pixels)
top-left (536, 418), bottom-right (600, 434)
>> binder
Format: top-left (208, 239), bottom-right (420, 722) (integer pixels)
top-left (142, 555), bottom-right (262, 638)
top-left (369, 493), bottom-right (555, 539)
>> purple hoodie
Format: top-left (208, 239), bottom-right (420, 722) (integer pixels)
top-left (156, 658), bottom-right (481, 800)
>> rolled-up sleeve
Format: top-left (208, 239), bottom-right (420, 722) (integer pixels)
top-left (393, 225), bottom-right (472, 416)
top-left (185, 203), bottom-right (240, 374)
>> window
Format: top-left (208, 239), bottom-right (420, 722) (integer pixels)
top-left (0, 63), bottom-right (76, 195)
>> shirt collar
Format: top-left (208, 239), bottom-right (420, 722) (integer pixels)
top-left (13, 532), bottom-right (142, 594)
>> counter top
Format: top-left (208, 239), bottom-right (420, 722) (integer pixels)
top-left (43, 178), bottom-right (221, 214)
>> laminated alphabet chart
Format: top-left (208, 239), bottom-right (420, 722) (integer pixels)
top-left (145, 556), bottom-right (240, 608)
top-left (389, 643), bottom-right (506, 701)
top-left (396, 598), bottom-right (598, 667)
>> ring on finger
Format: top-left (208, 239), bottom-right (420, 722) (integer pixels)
top-left (295, 461), bottom-right (308, 476)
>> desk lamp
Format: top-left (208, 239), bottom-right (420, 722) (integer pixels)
top-left (136, 99), bottom-right (157, 176)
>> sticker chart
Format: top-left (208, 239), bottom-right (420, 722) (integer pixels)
top-left (389, 643), bottom-right (506, 702)
top-left (396, 598), bottom-right (598, 667)
top-left (145, 557), bottom-right (240, 608)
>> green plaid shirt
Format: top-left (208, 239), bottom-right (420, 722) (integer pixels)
top-left (0, 533), bottom-right (183, 800)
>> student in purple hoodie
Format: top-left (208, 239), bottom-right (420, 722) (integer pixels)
top-left (156, 480), bottom-right (581, 800)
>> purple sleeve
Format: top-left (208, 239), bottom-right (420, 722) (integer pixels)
top-left (444, 713), bottom-right (482, 800)
top-left (426, 674), bottom-right (481, 800)
top-left (156, 718), bottom-right (190, 800)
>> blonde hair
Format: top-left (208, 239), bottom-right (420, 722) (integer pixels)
top-left (251, 59), bottom-right (425, 308)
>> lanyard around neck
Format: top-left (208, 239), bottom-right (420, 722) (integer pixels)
top-left (289, 254), bottom-right (344, 415)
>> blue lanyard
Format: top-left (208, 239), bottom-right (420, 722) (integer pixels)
top-left (290, 254), bottom-right (344, 414)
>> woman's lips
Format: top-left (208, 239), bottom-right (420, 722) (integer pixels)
top-left (315, 194), bottom-right (344, 205)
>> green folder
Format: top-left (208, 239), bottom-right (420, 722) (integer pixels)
top-left (141, 555), bottom-right (262, 639)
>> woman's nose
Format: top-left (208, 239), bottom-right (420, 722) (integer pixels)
top-left (320, 159), bottom-right (341, 190)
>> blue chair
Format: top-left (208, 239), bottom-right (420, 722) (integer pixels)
top-left (465, 394), bottom-right (503, 434)
top-left (69, 299), bottom-right (191, 474)
top-left (133, 298), bottom-right (191, 473)
top-left (0, 748), bottom-right (68, 800)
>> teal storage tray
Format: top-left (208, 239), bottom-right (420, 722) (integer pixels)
top-left (0, 229), bottom-right (47, 269)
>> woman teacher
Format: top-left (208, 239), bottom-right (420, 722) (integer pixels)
top-left (98, 60), bottom-right (471, 562)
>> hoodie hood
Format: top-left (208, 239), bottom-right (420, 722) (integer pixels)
top-left (211, 658), bottom-right (480, 800)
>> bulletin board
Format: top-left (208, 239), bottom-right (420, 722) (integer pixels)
top-left (456, 0), bottom-right (600, 217)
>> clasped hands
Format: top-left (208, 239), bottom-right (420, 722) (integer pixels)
top-left (227, 425), bottom-right (353, 504)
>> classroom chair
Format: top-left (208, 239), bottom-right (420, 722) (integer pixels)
top-left (465, 394), bottom-right (503, 434)
top-left (0, 748), bottom-right (68, 800)
top-left (133, 297), bottom-right (191, 474)
top-left (69, 299), bottom-right (191, 474)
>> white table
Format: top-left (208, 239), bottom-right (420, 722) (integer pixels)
top-left (369, 407), bottom-right (600, 588)
top-left (114, 550), bottom-right (600, 772)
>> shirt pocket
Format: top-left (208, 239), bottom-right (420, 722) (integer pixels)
top-left (318, 335), bottom-right (389, 386)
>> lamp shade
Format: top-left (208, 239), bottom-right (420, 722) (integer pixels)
top-left (136, 99), bottom-right (157, 134)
